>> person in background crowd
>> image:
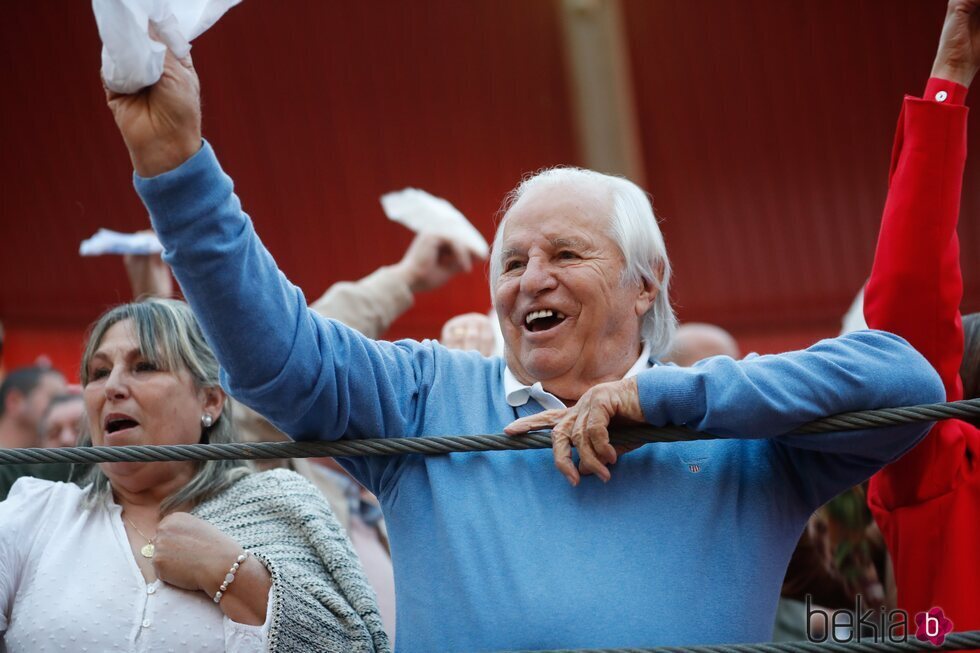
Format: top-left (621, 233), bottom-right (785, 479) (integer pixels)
top-left (662, 322), bottom-right (741, 366)
top-left (103, 36), bottom-right (944, 650)
top-left (0, 366), bottom-right (66, 450)
top-left (863, 0), bottom-right (980, 631)
top-left (39, 392), bottom-right (85, 449)
top-left (0, 366), bottom-right (72, 500)
top-left (0, 299), bottom-right (389, 652)
top-left (439, 311), bottom-right (499, 356)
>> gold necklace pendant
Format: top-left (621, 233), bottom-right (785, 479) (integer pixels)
top-left (140, 542), bottom-right (155, 558)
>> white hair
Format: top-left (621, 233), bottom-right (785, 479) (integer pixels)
top-left (489, 166), bottom-right (677, 357)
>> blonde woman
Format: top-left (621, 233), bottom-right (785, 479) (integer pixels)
top-left (0, 299), bottom-right (389, 653)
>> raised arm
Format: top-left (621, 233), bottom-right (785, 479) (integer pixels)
top-left (105, 53), bottom-right (437, 443)
top-left (311, 232), bottom-right (477, 339)
top-left (864, 0), bottom-right (979, 508)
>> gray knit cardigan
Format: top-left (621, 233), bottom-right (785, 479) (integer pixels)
top-left (192, 468), bottom-right (390, 653)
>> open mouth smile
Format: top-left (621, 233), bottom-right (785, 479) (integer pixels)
top-left (523, 309), bottom-right (567, 333)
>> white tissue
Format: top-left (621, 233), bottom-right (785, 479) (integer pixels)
top-left (94, 0), bottom-right (242, 94)
top-left (380, 189), bottom-right (489, 258)
top-left (80, 229), bottom-right (164, 256)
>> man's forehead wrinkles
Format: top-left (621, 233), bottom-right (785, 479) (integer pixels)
top-left (551, 237), bottom-right (589, 249)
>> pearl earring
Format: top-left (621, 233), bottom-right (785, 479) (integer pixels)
top-left (201, 414), bottom-right (214, 428)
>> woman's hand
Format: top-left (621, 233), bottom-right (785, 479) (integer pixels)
top-left (505, 377), bottom-right (646, 486)
top-left (152, 512), bottom-right (241, 592)
top-left (153, 512), bottom-right (272, 625)
top-left (105, 51), bottom-right (202, 177)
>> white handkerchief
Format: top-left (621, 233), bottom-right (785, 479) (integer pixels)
top-left (93, 0), bottom-right (242, 94)
top-left (380, 189), bottom-right (489, 258)
top-left (80, 229), bottom-right (164, 256)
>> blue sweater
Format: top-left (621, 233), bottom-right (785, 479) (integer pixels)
top-left (137, 142), bottom-right (944, 653)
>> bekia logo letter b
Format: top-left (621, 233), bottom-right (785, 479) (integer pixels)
top-left (914, 607), bottom-right (953, 646)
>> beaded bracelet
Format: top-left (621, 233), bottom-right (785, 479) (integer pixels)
top-left (213, 552), bottom-right (249, 604)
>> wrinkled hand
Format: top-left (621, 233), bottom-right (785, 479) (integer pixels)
top-left (505, 378), bottom-right (645, 486)
top-left (932, 0), bottom-right (980, 87)
top-left (440, 312), bottom-right (497, 356)
top-left (105, 50), bottom-right (202, 177)
top-left (152, 512), bottom-right (242, 593)
top-left (395, 232), bottom-right (481, 293)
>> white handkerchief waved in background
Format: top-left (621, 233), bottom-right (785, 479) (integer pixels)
top-left (79, 229), bottom-right (164, 256)
top-left (94, 0), bottom-right (242, 94)
top-left (381, 189), bottom-right (490, 258)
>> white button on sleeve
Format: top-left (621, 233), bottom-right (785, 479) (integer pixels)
top-left (936, 90), bottom-right (948, 102)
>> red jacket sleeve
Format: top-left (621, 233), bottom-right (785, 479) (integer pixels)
top-left (864, 80), bottom-right (968, 509)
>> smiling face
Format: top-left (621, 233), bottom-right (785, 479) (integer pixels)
top-left (493, 183), bottom-right (656, 401)
top-left (82, 319), bottom-right (223, 494)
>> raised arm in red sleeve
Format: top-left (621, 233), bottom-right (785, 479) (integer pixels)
top-left (863, 71), bottom-right (980, 627)
top-left (864, 79), bottom-right (968, 509)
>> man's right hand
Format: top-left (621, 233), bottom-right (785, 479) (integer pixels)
top-left (105, 51), bottom-right (202, 178)
top-left (932, 0), bottom-right (980, 87)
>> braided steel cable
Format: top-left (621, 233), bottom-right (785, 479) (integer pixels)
top-left (508, 630), bottom-right (980, 652)
top-left (2, 398), bottom-right (979, 466)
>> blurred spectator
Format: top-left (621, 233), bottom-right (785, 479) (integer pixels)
top-left (0, 366), bottom-right (67, 449)
top-left (0, 366), bottom-right (73, 500)
top-left (663, 322), bottom-right (740, 366)
top-left (39, 392), bottom-right (84, 449)
top-left (440, 312), bottom-right (498, 356)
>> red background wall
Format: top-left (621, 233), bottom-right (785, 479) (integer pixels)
top-left (1, 0), bottom-right (977, 381)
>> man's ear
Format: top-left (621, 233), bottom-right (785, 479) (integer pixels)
top-left (634, 266), bottom-right (662, 318)
top-left (4, 388), bottom-right (25, 418)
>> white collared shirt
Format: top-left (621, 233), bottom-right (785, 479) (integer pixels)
top-left (503, 341), bottom-right (653, 410)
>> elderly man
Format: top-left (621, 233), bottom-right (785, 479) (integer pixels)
top-left (105, 29), bottom-right (950, 653)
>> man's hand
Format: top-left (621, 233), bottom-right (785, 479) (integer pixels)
top-left (505, 377), bottom-right (645, 486)
top-left (932, 0), bottom-right (980, 87)
top-left (394, 232), bottom-right (481, 293)
top-left (440, 312), bottom-right (497, 356)
top-left (105, 50), bottom-right (202, 177)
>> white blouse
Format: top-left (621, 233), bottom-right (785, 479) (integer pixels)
top-left (0, 477), bottom-right (270, 652)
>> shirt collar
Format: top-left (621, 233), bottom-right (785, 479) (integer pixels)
top-left (504, 340), bottom-right (653, 408)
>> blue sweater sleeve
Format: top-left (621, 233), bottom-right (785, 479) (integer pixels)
top-left (133, 141), bottom-right (430, 442)
top-left (636, 330), bottom-right (945, 507)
